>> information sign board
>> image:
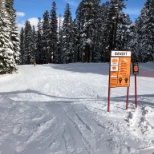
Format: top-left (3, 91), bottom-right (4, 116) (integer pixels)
top-left (109, 51), bottom-right (131, 88)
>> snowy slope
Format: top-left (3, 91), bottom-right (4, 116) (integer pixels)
top-left (0, 63), bottom-right (154, 154)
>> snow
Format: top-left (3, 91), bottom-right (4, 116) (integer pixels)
top-left (86, 38), bottom-right (93, 45)
top-left (0, 62), bottom-right (154, 154)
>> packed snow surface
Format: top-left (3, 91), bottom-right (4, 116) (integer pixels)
top-left (0, 62), bottom-right (154, 154)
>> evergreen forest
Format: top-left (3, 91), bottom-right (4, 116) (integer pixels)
top-left (19, 0), bottom-right (154, 65)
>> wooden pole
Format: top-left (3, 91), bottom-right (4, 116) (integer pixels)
top-left (108, 87), bottom-right (111, 112)
top-left (134, 74), bottom-right (138, 108)
top-left (126, 87), bottom-right (129, 110)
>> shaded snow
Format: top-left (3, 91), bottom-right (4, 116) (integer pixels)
top-left (0, 62), bottom-right (154, 154)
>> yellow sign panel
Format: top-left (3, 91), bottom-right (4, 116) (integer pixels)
top-left (109, 51), bottom-right (131, 88)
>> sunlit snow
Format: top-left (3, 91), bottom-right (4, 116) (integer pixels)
top-left (0, 62), bottom-right (154, 154)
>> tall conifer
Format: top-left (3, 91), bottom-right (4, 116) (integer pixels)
top-left (62, 3), bottom-right (74, 63)
top-left (0, 0), bottom-right (19, 73)
top-left (50, 1), bottom-right (58, 63)
top-left (42, 11), bottom-right (50, 63)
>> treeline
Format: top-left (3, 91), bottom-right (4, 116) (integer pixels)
top-left (20, 0), bottom-right (154, 65)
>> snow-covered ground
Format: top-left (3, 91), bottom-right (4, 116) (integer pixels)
top-left (0, 62), bottom-right (154, 154)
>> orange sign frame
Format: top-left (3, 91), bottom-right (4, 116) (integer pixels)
top-left (109, 51), bottom-right (131, 88)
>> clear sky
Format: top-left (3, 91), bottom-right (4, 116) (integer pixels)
top-left (14, 0), bottom-right (146, 31)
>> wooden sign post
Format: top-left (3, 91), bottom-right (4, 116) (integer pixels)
top-left (108, 51), bottom-right (132, 112)
top-left (132, 62), bottom-right (139, 108)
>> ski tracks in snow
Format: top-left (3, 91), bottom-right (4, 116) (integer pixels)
top-left (48, 103), bottom-right (137, 154)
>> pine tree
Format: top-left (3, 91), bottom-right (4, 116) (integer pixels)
top-left (116, 14), bottom-right (132, 50)
top-left (124, 23), bottom-right (139, 62)
top-left (76, 0), bottom-right (94, 62)
top-left (146, 0), bottom-right (154, 61)
top-left (19, 27), bottom-right (25, 64)
top-left (0, 0), bottom-right (19, 73)
top-left (76, 0), bottom-right (101, 62)
top-left (57, 14), bottom-right (63, 63)
top-left (42, 10), bottom-right (50, 63)
top-left (61, 3), bottom-right (74, 64)
top-left (36, 18), bottom-right (43, 64)
top-left (108, 0), bottom-right (126, 51)
top-left (100, 1), bottom-right (111, 62)
top-left (135, 17), bottom-right (143, 62)
top-left (99, 0), bottom-right (127, 62)
top-left (72, 19), bottom-right (80, 62)
top-left (50, 1), bottom-right (58, 63)
top-left (92, 0), bottom-right (102, 62)
top-left (24, 20), bottom-right (32, 64)
top-left (137, 0), bottom-right (154, 62)
top-left (31, 26), bottom-right (37, 63)
top-left (7, 0), bottom-right (20, 64)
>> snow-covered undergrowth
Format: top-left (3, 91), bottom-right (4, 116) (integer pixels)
top-left (0, 63), bottom-right (154, 154)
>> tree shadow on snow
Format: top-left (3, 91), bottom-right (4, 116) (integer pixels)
top-left (43, 63), bottom-right (110, 75)
top-left (111, 94), bottom-right (154, 108)
top-left (41, 63), bottom-right (153, 78)
top-left (0, 89), bottom-right (105, 104)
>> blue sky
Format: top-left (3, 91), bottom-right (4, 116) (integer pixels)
top-left (14, 0), bottom-right (146, 31)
